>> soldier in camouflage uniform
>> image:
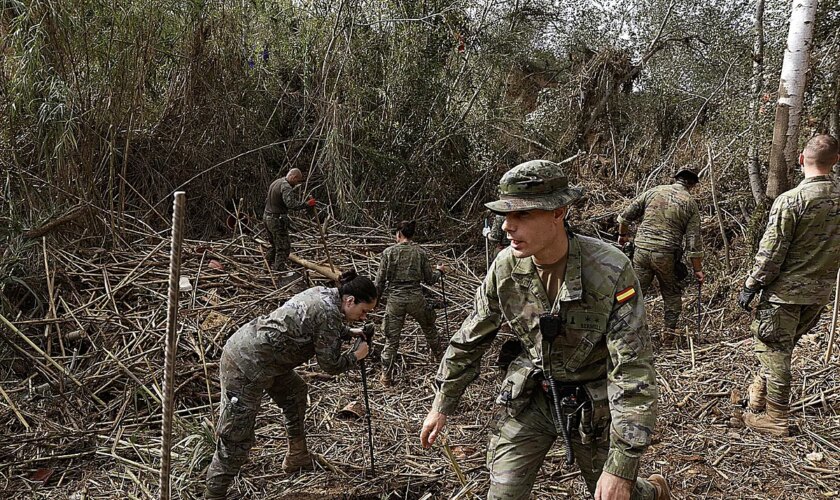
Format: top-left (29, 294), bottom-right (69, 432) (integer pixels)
top-left (420, 160), bottom-right (670, 500)
top-left (204, 271), bottom-right (377, 499)
top-left (738, 134), bottom-right (840, 437)
top-left (484, 214), bottom-right (510, 257)
top-left (264, 168), bottom-right (315, 271)
top-left (617, 168), bottom-right (705, 338)
top-left (375, 220), bottom-right (448, 386)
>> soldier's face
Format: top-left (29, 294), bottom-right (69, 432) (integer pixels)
top-left (342, 297), bottom-right (377, 322)
top-left (502, 208), bottom-right (567, 262)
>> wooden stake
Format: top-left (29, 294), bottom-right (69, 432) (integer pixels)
top-left (160, 191), bottom-right (185, 500)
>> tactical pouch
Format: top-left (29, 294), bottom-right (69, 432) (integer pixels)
top-left (674, 257), bottom-right (689, 282)
top-left (496, 354), bottom-right (538, 417)
top-left (751, 304), bottom-right (781, 343)
top-left (578, 379), bottom-right (611, 444)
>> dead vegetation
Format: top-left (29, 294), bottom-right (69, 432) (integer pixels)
top-left (1, 189), bottom-right (838, 499)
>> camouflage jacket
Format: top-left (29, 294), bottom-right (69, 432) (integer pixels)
top-left (433, 233), bottom-right (657, 480)
top-left (618, 183), bottom-right (703, 258)
top-left (223, 287), bottom-right (356, 381)
top-left (746, 175), bottom-right (840, 304)
top-left (265, 178), bottom-right (306, 216)
top-left (375, 242), bottom-right (440, 297)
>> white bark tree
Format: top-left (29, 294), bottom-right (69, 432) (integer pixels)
top-left (767, 0), bottom-right (818, 200)
top-left (747, 0), bottom-right (766, 206)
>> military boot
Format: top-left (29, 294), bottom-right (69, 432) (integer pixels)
top-left (379, 370), bottom-right (394, 387)
top-left (282, 436), bottom-right (315, 472)
top-left (647, 474), bottom-right (671, 500)
top-left (743, 400), bottom-right (789, 437)
top-left (660, 328), bottom-right (677, 347)
top-left (747, 375), bottom-right (766, 412)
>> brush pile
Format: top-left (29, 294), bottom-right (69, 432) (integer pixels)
top-left (1, 199), bottom-right (838, 499)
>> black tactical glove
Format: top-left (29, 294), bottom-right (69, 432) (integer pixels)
top-left (362, 323), bottom-right (375, 344)
top-left (737, 286), bottom-right (758, 311)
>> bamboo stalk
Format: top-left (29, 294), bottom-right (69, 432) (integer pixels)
top-left (0, 383), bottom-right (30, 431)
top-left (0, 312), bottom-right (105, 406)
top-left (160, 191), bottom-right (185, 500)
top-left (824, 268), bottom-right (840, 364)
top-left (706, 143), bottom-right (731, 272)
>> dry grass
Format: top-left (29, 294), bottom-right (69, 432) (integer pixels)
top-left (0, 202), bottom-right (838, 499)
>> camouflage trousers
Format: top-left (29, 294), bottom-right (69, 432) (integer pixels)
top-left (486, 390), bottom-right (656, 499)
top-left (381, 292), bottom-right (440, 371)
top-left (751, 299), bottom-right (824, 405)
top-left (205, 349), bottom-right (308, 499)
top-left (633, 247), bottom-right (682, 329)
top-left (264, 214), bottom-right (291, 271)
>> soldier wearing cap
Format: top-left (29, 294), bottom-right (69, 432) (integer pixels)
top-left (616, 168), bottom-right (704, 340)
top-left (738, 134), bottom-right (840, 437)
top-left (420, 160), bottom-right (669, 499)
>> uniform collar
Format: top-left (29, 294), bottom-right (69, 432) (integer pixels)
top-left (510, 234), bottom-right (583, 304)
top-left (799, 175), bottom-right (833, 185)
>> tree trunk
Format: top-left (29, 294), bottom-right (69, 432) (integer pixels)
top-left (747, 0), bottom-right (766, 206)
top-left (767, 0), bottom-right (817, 200)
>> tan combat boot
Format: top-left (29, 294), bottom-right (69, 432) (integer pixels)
top-left (743, 400), bottom-right (789, 437)
top-left (647, 473), bottom-right (671, 500)
top-left (282, 436), bottom-right (315, 472)
top-left (379, 370), bottom-right (393, 387)
top-left (747, 375), bottom-right (766, 412)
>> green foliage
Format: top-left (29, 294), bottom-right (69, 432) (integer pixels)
top-left (1, 0), bottom-right (836, 240)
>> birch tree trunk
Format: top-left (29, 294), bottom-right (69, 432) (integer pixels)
top-left (766, 0), bottom-right (817, 200)
top-left (747, 0), bottom-right (766, 206)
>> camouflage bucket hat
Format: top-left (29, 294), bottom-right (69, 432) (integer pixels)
top-left (484, 160), bottom-right (584, 214)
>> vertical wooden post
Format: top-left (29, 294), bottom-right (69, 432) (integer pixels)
top-left (160, 191), bottom-right (185, 500)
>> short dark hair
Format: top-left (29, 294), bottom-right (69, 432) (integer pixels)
top-left (394, 220), bottom-right (416, 239)
top-left (337, 270), bottom-right (377, 304)
top-left (803, 134), bottom-right (839, 168)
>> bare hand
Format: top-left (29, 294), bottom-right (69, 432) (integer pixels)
top-left (353, 341), bottom-right (369, 361)
top-left (420, 408), bottom-right (447, 448)
top-left (595, 471), bottom-right (633, 500)
top-left (694, 270), bottom-right (705, 284)
top-left (618, 235), bottom-right (630, 246)
top-left (436, 264), bottom-right (450, 274)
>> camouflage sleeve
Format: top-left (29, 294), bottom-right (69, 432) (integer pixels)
top-left (683, 200), bottom-right (703, 259)
top-left (746, 195), bottom-right (795, 290)
top-left (375, 249), bottom-right (389, 297)
top-left (616, 191), bottom-right (648, 225)
top-left (282, 182), bottom-right (306, 211)
top-left (432, 261), bottom-right (503, 415)
top-left (420, 248), bottom-right (440, 285)
top-left (313, 309), bottom-right (357, 375)
top-left (603, 262), bottom-right (658, 481)
top-left (488, 215), bottom-right (505, 243)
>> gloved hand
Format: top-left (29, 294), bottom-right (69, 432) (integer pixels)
top-left (482, 227), bottom-right (492, 238)
top-left (362, 323), bottom-right (375, 344)
top-left (306, 197), bottom-right (317, 208)
top-left (737, 286), bottom-right (758, 311)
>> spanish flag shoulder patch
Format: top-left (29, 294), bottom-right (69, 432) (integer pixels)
top-left (615, 286), bottom-right (636, 304)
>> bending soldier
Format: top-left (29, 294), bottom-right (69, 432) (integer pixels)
top-left (204, 271), bottom-right (377, 499)
top-left (263, 168), bottom-right (314, 271)
top-left (617, 167), bottom-right (705, 342)
top-left (375, 220), bottom-right (447, 386)
top-left (420, 160), bottom-right (669, 500)
top-left (738, 134), bottom-right (840, 437)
